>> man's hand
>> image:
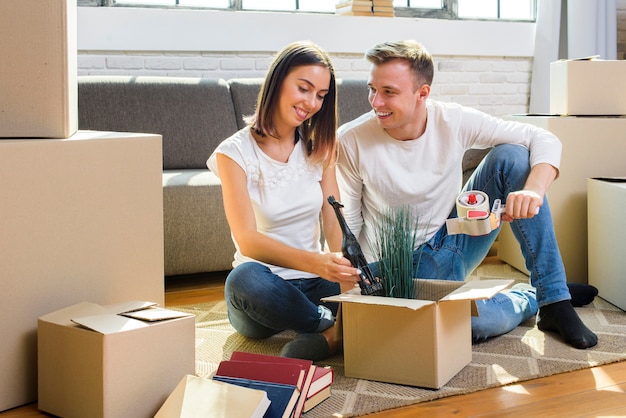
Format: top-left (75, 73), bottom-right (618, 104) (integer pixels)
top-left (502, 190), bottom-right (542, 222)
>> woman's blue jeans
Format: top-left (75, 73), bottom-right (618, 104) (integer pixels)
top-left (224, 262), bottom-right (340, 339)
top-left (388, 144), bottom-right (570, 341)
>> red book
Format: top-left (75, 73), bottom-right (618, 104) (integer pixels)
top-left (229, 351), bottom-right (315, 418)
top-left (215, 359), bottom-right (306, 390)
top-left (307, 366), bottom-right (334, 398)
top-left (303, 385), bottom-right (331, 413)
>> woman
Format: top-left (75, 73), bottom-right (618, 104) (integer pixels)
top-left (207, 41), bottom-right (359, 361)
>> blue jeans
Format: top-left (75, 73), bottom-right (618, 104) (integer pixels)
top-left (225, 145), bottom-right (569, 342)
top-left (386, 144), bottom-right (570, 341)
top-left (224, 262), bottom-right (340, 339)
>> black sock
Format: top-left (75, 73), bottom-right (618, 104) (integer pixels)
top-left (279, 333), bottom-right (330, 362)
top-left (567, 283), bottom-right (598, 307)
top-left (537, 300), bottom-right (598, 349)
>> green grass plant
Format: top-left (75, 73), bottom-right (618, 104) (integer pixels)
top-left (369, 205), bottom-right (421, 299)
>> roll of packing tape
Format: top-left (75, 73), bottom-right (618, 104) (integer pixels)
top-left (456, 191), bottom-right (489, 218)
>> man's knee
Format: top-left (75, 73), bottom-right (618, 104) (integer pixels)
top-left (487, 144), bottom-right (530, 186)
top-left (490, 144), bottom-right (529, 165)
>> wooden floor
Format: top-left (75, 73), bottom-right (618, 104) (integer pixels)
top-left (4, 260), bottom-right (626, 417)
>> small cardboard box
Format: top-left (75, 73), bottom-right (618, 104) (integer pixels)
top-left (324, 279), bottom-right (512, 389)
top-left (588, 178), bottom-right (626, 310)
top-left (38, 301), bottom-right (196, 418)
top-left (0, 0), bottom-right (77, 138)
top-left (550, 58), bottom-right (626, 116)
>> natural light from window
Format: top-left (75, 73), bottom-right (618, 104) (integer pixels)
top-left (114, 0), bottom-right (535, 20)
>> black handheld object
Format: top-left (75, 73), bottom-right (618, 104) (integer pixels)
top-left (327, 195), bottom-right (384, 296)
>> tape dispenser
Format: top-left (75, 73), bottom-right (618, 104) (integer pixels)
top-left (445, 191), bottom-right (504, 236)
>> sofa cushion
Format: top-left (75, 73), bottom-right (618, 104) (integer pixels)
top-left (163, 170), bottom-right (235, 275)
top-left (462, 148), bottom-right (492, 184)
top-left (336, 79), bottom-right (371, 125)
top-left (78, 76), bottom-right (238, 170)
top-left (227, 78), bottom-right (264, 130)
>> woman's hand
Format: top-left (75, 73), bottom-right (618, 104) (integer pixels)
top-left (318, 252), bottom-right (361, 291)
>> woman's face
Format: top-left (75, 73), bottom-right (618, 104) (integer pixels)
top-left (275, 64), bottom-right (331, 134)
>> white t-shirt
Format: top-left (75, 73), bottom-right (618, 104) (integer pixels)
top-left (207, 127), bottom-right (324, 279)
top-left (337, 100), bottom-right (562, 261)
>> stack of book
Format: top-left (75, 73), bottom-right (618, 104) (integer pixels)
top-left (372, 0), bottom-right (394, 17)
top-left (336, 0), bottom-right (394, 17)
top-left (212, 351), bottom-right (334, 417)
top-left (302, 365), bottom-right (333, 413)
top-left (154, 374), bottom-right (272, 418)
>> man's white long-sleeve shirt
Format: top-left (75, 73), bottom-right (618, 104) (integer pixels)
top-left (336, 100), bottom-right (562, 261)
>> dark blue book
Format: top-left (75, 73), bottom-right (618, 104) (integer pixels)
top-left (212, 375), bottom-right (300, 418)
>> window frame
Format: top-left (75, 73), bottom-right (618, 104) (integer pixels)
top-left (394, 0), bottom-right (457, 20)
top-left (76, 6), bottom-right (536, 57)
top-left (90, 0), bottom-right (535, 22)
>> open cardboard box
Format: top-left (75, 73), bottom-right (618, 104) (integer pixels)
top-left (324, 279), bottom-right (512, 389)
top-left (38, 301), bottom-right (196, 418)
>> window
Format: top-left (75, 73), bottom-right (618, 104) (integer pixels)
top-left (111, 0), bottom-right (536, 21)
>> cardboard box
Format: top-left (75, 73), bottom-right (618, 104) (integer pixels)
top-left (550, 58), bottom-right (626, 116)
top-left (0, 0), bottom-right (77, 138)
top-left (38, 301), bottom-right (195, 418)
top-left (324, 279), bottom-right (512, 389)
top-left (0, 131), bottom-right (163, 411)
top-left (497, 223), bottom-right (530, 275)
top-left (499, 115), bottom-right (626, 284)
top-left (588, 178), bottom-right (626, 310)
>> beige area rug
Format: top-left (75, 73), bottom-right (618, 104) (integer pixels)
top-left (172, 264), bottom-right (626, 417)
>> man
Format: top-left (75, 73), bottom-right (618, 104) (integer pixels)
top-left (336, 40), bottom-right (598, 349)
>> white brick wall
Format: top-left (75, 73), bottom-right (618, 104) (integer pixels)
top-left (77, 51), bottom-right (533, 117)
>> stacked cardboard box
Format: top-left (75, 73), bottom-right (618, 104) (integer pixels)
top-left (336, 0), bottom-right (394, 17)
top-left (498, 58), bottom-right (626, 283)
top-left (549, 58), bottom-right (626, 116)
top-left (1, 131), bottom-right (165, 412)
top-left (0, 2), bottom-right (171, 412)
top-left (0, 0), bottom-right (77, 138)
top-left (588, 178), bottom-right (626, 310)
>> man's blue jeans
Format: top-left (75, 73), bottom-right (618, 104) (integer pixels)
top-left (401, 144), bottom-right (570, 341)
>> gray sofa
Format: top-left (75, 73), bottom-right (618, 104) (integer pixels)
top-left (77, 76), bottom-right (489, 278)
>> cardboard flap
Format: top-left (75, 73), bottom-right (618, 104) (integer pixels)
top-left (121, 307), bottom-right (193, 322)
top-left (441, 279), bottom-right (513, 302)
top-left (414, 279), bottom-right (464, 301)
top-left (71, 314), bottom-right (149, 334)
top-left (39, 302), bottom-right (108, 326)
top-left (105, 300), bottom-right (158, 314)
top-left (566, 55), bottom-right (601, 61)
top-left (324, 290), bottom-right (435, 311)
top-left (592, 177), bottom-right (626, 184)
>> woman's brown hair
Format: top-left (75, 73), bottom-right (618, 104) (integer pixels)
top-left (247, 41), bottom-right (338, 166)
